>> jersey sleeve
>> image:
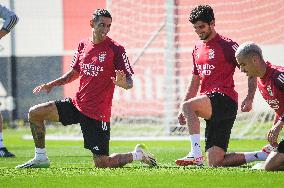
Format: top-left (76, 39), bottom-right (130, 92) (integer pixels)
top-left (113, 46), bottom-right (134, 76)
top-left (227, 41), bottom-right (239, 68)
top-left (192, 46), bottom-right (199, 75)
top-left (274, 72), bottom-right (284, 92)
top-left (70, 41), bottom-right (85, 72)
top-left (0, 4), bottom-right (19, 32)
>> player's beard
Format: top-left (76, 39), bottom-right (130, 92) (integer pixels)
top-left (199, 28), bottom-right (212, 41)
top-left (93, 29), bottom-right (107, 42)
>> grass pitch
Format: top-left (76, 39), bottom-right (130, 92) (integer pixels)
top-left (0, 128), bottom-right (284, 188)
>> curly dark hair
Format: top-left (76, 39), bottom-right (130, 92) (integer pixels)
top-left (189, 5), bottom-right (215, 24)
top-left (92, 9), bottom-right (112, 22)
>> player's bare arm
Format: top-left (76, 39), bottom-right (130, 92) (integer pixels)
top-left (267, 118), bottom-right (284, 145)
top-left (33, 69), bottom-right (80, 94)
top-left (111, 70), bottom-right (133, 90)
top-left (241, 76), bottom-right (257, 112)
top-left (183, 74), bottom-right (201, 101)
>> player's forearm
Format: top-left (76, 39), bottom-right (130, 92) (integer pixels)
top-left (184, 86), bottom-right (199, 101)
top-left (47, 70), bottom-right (78, 87)
top-left (246, 76), bottom-right (257, 100)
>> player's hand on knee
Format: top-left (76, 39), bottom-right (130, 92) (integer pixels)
top-left (178, 112), bottom-right (186, 125)
top-left (240, 97), bottom-right (253, 112)
top-left (33, 83), bottom-right (53, 94)
top-left (267, 123), bottom-right (282, 145)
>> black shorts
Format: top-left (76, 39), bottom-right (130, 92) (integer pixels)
top-left (204, 93), bottom-right (238, 152)
top-left (278, 140), bottom-right (284, 153)
top-left (55, 98), bottom-right (110, 155)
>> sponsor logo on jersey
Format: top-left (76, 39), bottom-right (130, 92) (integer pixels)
top-left (81, 63), bottom-right (104, 77)
top-left (266, 98), bottom-right (280, 110)
top-left (196, 64), bottom-right (215, 76)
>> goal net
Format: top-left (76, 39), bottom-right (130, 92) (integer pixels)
top-left (47, 0), bottom-right (284, 141)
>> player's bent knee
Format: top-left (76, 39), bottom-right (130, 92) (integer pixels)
top-left (29, 102), bottom-right (56, 122)
top-left (182, 101), bottom-right (193, 114)
top-left (28, 106), bottom-right (40, 122)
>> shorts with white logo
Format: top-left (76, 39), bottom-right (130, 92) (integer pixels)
top-left (55, 98), bottom-right (110, 155)
top-left (278, 140), bottom-right (284, 153)
top-left (205, 93), bottom-right (238, 152)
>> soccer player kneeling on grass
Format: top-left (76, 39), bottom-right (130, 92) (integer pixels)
top-left (235, 42), bottom-right (284, 171)
top-left (175, 5), bottom-right (259, 167)
top-left (16, 9), bottom-right (156, 169)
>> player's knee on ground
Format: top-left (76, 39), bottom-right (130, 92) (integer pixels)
top-left (207, 146), bottom-right (226, 167)
top-left (208, 158), bottom-right (224, 167)
top-left (93, 155), bottom-right (112, 168)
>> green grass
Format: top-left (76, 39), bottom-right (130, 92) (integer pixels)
top-left (0, 128), bottom-right (284, 188)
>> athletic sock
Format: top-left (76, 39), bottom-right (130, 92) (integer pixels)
top-left (35, 148), bottom-right (47, 161)
top-left (244, 151), bottom-right (268, 163)
top-left (131, 151), bottom-right (143, 161)
top-left (0, 132), bottom-right (4, 148)
top-left (189, 134), bottom-right (202, 157)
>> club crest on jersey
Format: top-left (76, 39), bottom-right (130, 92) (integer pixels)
top-left (208, 49), bottom-right (215, 60)
top-left (266, 85), bottom-right (273, 96)
top-left (98, 51), bottom-right (107, 63)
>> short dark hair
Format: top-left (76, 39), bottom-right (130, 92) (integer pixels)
top-left (189, 5), bottom-right (215, 24)
top-left (92, 9), bottom-right (112, 22)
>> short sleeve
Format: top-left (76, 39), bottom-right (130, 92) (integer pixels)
top-left (229, 41), bottom-right (239, 68)
top-left (71, 41), bottom-right (85, 72)
top-left (275, 72), bottom-right (284, 92)
top-left (113, 46), bottom-right (134, 76)
top-left (192, 47), bottom-right (199, 75)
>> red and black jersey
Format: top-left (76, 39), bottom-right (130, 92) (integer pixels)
top-left (192, 33), bottom-right (239, 103)
top-left (71, 37), bottom-right (134, 122)
top-left (257, 62), bottom-right (284, 122)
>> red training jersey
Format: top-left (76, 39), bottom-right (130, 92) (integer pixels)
top-left (192, 34), bottom-right (239, 102)
top-left (257, 62), bottom-right (284, 123)
top-left (71, 37), bottom-right (134, 122)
